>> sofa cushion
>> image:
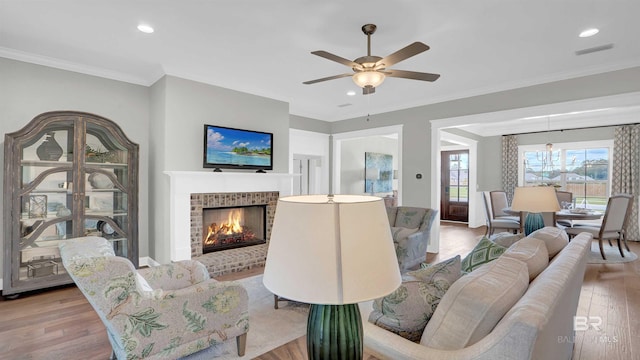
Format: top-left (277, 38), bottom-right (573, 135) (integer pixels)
top-left (528, 226), bottom-right (569, 258)
top-left (368, 256), bottom-right (462, 342)
top-left (490, 232), bottom-right (525, 248)
top-left (409, 255), bottom-right (462, 283)
top-left (395, 207), bottom-right (428, 229)
top-left (501, 237), bottom-right (549, 281)
top-left (461, 237), bottom-right (507, 272)
top-left (420, 256), bottom-right (529, 350)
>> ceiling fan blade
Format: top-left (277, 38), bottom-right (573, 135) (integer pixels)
top-left (375, 42), bottom-right (430, 68)
top-left (385, 69), bottom-right (440, 82)
top-left (303, 73), bottom-right (353, 85)
top-left (363, 86), bottom-right (376, 95)
top-left (311, 51), bottom-right (360, 68)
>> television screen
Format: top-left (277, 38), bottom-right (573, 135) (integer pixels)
top-left (203, 124), bottom-right (273, 171)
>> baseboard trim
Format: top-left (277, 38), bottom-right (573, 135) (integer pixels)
top-left (139, 256), bottom-right (161, 267)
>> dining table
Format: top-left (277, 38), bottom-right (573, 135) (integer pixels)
top-left (502, 207), bottom-right (603, 234)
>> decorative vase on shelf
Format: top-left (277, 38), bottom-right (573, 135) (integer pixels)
top-left (36, 132), bottom-right (63, 161)
top-left (88, 173), bottom-right (114, 189)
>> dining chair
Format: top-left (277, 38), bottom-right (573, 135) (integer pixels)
top-left (489, 190), bottom-right (520, 222)
top-left (483, 192), bottom-right (520, 236)
top-left (565, 194), bottom-right (634, 260)
top-left (555, 190), bottom-right (573, 227)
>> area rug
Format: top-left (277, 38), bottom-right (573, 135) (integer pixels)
top-left (182, 274), bottom-right (309, 359)
top-left (587, 239), bottom-right (638, 264)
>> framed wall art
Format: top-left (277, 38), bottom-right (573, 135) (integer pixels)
top-left (364, 152), bottom-right (393, 194)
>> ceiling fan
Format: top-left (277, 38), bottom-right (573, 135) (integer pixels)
top-left (303, 24), bottom-right (440, 95)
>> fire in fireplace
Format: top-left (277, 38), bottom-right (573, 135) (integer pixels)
top-left (202, 205), bottom-right (266, 253)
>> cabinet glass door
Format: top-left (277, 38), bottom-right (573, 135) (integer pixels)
top-left (18, 124), bottom-right (74, 281)
top-left (84, 123), bottom-right (130, 258)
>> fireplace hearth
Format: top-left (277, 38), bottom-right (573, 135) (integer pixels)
top-left (202, 205), bottom-right (266, 253)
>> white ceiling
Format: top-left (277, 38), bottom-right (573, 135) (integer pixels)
top-left (2, 0), bottom-right (640, 128)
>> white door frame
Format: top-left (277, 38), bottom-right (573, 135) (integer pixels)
top-left (332, 125), bottom-right (403, 202)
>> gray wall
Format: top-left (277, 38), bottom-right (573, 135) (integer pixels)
top-left (515, 126), bottom-right (616, 146)
top-left (149, 75), bottom-right (290, 263)
top-left (290, 114), bottom-right (331, 134)
top-left (340, 136), bottom-right (398, 195)
top-left (0, 58), bottom-right (150, 285)
top-left (331, 66), bottom-right (640, 207)
top-left (477, 136), bottom-right (503, 191)
top-left (331, 108), bottom-right (432, 208)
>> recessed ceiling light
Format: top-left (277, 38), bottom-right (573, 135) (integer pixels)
top-left (137, 24), bottom-right (154, 34)
top-left (579, 28), bottom-right (599, 38)
top-left (346, 90), bottom-right (356, 96)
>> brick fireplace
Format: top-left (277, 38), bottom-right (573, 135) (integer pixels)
top-left (190, 192), bottom-right (278, 276)
top-left (165, 171), bottom-right (296, 278)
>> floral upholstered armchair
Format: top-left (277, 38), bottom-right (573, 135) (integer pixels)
top-left (386, 206), bottom-right (438, 271)
top-left (59, 237), bottom-right (249, 360)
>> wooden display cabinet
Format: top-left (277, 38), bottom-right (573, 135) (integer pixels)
top-left (3, 111), bottom-right (139, 296)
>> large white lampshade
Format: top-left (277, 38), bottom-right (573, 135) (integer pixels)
top-left (263, 194), bottom-right (401, 304)
top-left (511, 186), bottom-right (561, 213)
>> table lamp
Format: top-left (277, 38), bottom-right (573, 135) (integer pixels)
top-left (511, 186), bottom-right (561, 235)
top-left (263, 194), bottom-right (401, 359)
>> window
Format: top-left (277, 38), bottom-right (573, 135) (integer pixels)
top-left (518, 140), bottom-right (612, 210)
top-left (448, 152), bottom-right (469, 203)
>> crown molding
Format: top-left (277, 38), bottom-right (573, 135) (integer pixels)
top-left (0, 47), bottom-right (161, 86)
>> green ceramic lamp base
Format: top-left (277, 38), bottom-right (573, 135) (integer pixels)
top-left (307, 303), bottom-right (363, 360)
top-left (524, 212), bottom-right (545, 235)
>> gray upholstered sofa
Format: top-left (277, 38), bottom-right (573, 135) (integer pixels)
top-left (361, 228), bottom-right (592, 360)
top-left (386, 206), bottom-right (438, 271)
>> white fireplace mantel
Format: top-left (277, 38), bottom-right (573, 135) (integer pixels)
top-left (164, 171), bottom-right (298, 261)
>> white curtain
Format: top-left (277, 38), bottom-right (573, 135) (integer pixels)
top-left (612, 125), bottom-right (640, 241)
top-left (502, 135), bottom-right (519, 203)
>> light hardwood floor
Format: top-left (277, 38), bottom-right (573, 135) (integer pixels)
top-left (1, 222), bottom-right (639, 360)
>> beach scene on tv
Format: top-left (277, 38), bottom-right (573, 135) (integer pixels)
top-left (206, 126), bottom-right (272, 167)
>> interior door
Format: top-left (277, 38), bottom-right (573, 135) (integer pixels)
top-left (441, 150), bottom-right (469, 222)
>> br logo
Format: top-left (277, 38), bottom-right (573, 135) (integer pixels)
top-left (573, 316), bottom-right (602, 331)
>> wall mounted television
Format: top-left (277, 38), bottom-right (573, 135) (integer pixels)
top-left (203, 124), bottom-right (273, 172)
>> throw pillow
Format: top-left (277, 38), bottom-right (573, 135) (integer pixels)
top-left (501, 237), bottom-right (549, 281)
top-left (461, 237), bottom-right (507, 272)
top-left (490, 232), bottom-right (525, 248)
top-left (368, 256), bottom-right (462, 342)
top-left (528, 226), bottom-right (569, 258)
top-left (420, 256), bottom-right (529, 350)
top-left (408, 255), bottom-right (462, 283)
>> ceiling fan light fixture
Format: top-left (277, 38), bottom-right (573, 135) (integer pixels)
top-left (352, 70), bottom-right (385, 88)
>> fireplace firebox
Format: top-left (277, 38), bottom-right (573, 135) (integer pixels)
top-left (202, 205), bottom-right (266, 253)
